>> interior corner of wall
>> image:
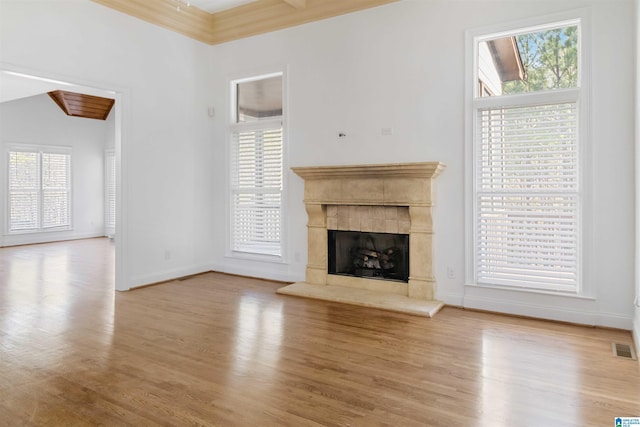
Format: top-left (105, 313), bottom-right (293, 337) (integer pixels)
top-left (437, 291), bottom-right (464, 307)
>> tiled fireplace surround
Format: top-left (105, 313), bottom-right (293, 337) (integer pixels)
top-left (277, 162), bottom-right (445, 317)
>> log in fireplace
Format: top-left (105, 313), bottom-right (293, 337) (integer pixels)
top-left (328, 230), bottom-right (409, 283)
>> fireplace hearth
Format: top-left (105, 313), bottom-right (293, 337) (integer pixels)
top-left (276, 162), bottom-right (445, 317)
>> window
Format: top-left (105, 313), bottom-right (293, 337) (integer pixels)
top-left (7, 145), bottom-right (72, 233)
top-left (230, 72), bottom-right (284, 257)
top-left (470, 19), bottom-right (583, 293)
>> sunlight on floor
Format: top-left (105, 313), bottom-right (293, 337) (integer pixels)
top-left (232, 295), bottom-right (284, 380)
top-left (481, 328), bottom-right (579, 426)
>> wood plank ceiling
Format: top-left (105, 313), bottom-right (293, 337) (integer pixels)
top-left (48, 90), bottom-right (115, 120)
top-left (90, 0), bottom-right (399, 45)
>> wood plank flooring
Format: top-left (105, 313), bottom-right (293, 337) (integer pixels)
top-left (1, 238), bottom-right (639, 426)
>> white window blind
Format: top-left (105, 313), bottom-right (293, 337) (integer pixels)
top-left (7, 147), bottom-right (71, 233)
top-left (8, 151), bottom-right (40, 231)
top-left (476, 102), bottom-right (579, 292)
top-left (231, 123), bottom-right (283, 256)
top-left (42, 153), bottom-right (70, 228)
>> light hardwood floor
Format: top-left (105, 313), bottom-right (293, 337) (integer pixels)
top-left (1, 238), bottom-right (639, 426)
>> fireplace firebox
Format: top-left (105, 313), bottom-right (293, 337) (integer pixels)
top-left (328, 230), bottom-right (409, 282)
top-left (276, 162), bottom-right (446, 317)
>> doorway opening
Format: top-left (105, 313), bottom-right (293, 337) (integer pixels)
top-left (0, 67), bottom-right (126, 291)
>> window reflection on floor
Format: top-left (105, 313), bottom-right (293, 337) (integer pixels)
top-left (0, 238), bottom-right (115, 366)
top-left (480, 329), bottom-right (579, 426)
top-left (232, 295), bottom-right (283, 380)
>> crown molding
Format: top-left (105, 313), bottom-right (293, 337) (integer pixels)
top-left (90, 0), bottom-right (399, 45)
top-left (91, 0), bottom-right (213, 43)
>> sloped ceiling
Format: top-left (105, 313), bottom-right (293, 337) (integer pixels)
top-left (0, 72), bottom-right (62, 104)
top-left (48, 90), bottom-right (115, 121)
top-left (0, 70), bottom-right (117, 109)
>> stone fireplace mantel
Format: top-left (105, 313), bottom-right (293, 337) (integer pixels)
top-left (277, 162), bottom-right (445, 317)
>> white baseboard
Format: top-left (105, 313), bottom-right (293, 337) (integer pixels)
top-left (127, 264), bottom-right (213, 289)
top-left (633, 309), bottom-right (640, 355)
top-left (463, 294), bottom-right (632, 329)
top-left (1, 231), bottom-right (105, 247)
top-left (125, 263), bottom-right (638, 332)
top-left (211, 263), bottom-right (301, 284)
top-left (128, 263), bottom-right (302, 291)
top-left (437, 291), bottom-right (464, 307)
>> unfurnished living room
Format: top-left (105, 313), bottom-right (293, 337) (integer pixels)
top-left (1, 0), bottom-right (639, 425)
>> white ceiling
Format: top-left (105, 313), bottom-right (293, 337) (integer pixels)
top-left (0, 71), bottom-right (115, 104)
top-left (0, 72), bottom-right (62, 104)
top-left (187, 0), bottom-right (258, 13)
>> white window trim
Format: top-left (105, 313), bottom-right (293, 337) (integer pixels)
top-left (104, 148), bottom-right (116, 237)
top-left (464, 9), bottom-right (593, 298)
top-left (226, 66), bottom-right (289, 263)
top-left (5, 143), bottom-right (73, 235)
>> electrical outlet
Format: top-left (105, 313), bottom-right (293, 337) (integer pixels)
top-left (447, 267), bottom-right (456, 279)
top-left (164, 249), bottom-right (171, 260)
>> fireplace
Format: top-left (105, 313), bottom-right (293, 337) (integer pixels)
top-left (276, 162), bottom-right (445, 317)
top-left (328, 230), bottom-right (409, 282)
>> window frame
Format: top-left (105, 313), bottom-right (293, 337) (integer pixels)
top-left (465, 10), bottom-right (593, 297)
top-left (5, 143), bottom-right (73, 235)
top-left (227, 69), bottom-right (288, 262)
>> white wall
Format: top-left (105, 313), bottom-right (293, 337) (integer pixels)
top-left (0, 0), bottom-right (216, 288)
top-left (104, 111), bottom-right (116, 150)
top-left (1, 0), bottom-right (635, 328)
top-left (634, 0), bottom-right (640, 351)
top-left (209, 0), bottom-right (636, 329)
top-left (0, 94), bottom-right (110, 246)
